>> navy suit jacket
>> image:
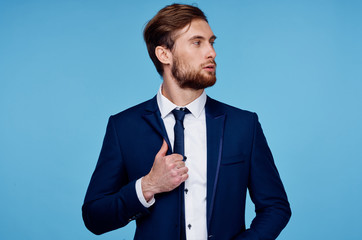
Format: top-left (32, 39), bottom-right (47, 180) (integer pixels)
top-left (82, 96), bottom-right (291, 240)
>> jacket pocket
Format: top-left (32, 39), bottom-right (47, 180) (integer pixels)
top-left (221, 152), bottom-right (246, 166)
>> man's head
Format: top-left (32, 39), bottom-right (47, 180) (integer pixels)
top-left (144, 4), bottom-right (217, 90)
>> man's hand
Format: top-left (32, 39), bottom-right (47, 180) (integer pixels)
top-left (141, 140), bottom-right (188, 201)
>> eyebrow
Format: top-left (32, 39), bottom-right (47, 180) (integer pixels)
top-left (189, 35), bottom-right (217, 41)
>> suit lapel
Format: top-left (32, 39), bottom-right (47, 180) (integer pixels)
top-left (205, 97), bottom-right (226, 230)
top-left (142, 96), bottom-right (172, 154)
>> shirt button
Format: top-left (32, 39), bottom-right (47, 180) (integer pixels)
top-left (188, 224), bottom-right (192, 229)
top-left (184, 188), bottom-right (188, 194)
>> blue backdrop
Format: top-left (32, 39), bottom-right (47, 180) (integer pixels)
top-left (1, 0), bottom-right (361, 239)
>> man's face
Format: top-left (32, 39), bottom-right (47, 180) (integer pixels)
top-left (171, 19), bottom-right (217, 90)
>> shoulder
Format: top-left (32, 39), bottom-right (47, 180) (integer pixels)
top-left (206, 96), bottom-right (257, 121)
top-left (110, 96), bottom-right (157, 123)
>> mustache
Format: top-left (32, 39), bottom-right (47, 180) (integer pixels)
top-left (201, 60), bottom-right (217, 68)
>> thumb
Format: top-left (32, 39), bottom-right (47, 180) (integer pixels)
top-left (156, 139), bottom-right (168, 158)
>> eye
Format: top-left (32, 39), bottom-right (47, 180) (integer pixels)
top-left (210, 41), bottom-right (215, 46)
top-left (193, 41), bottom-right (201, 46)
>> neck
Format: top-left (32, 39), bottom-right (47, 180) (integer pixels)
top-left (161, 76), bottom-right (204, 106)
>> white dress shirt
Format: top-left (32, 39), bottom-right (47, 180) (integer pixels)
top-left (135, 85), bottom-right (208, 240)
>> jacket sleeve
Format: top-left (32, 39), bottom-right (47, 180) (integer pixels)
top-left (236, 113), bottom-right (291, 240)
top-left (82, 116), bottom-right (150, 235)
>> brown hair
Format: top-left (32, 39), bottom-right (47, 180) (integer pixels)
top-left (143, 4), bottom-right (208, 76)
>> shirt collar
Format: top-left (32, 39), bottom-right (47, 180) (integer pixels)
top-left (157, 84), bottom-right (206, 119)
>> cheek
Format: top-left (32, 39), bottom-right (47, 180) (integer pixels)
top-left (175, 51), bottom-right (202, 70)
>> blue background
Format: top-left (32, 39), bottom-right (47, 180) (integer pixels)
top-left (1, 0), bottom-right (361, 239)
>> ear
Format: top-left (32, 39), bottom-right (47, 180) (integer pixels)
top-left (155, 46), bottom-right (172, 65)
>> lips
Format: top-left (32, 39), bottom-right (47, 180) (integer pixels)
top-left (204, 64), bottom-right (215, 69)
top-left (202, 61), bottom-right (216, 71)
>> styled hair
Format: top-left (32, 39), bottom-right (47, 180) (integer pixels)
top-left (143, 4), bottom-right (208, 76)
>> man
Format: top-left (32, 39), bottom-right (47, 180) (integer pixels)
top-left (82, 4), bottom-right (291, 240)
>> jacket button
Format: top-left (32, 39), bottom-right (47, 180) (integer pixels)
top-left (208, 235), bottom-right (213, 238)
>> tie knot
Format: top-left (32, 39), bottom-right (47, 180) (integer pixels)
top-left (172, 108), bottom-right (190, 122)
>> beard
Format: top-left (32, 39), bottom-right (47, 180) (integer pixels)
top-left (171, 57), bottom-right (216, 90)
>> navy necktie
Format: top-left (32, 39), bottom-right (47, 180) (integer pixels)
top-left (172, 107), bottom-right (189, 240)
top-left (172, 108), bottom-right (189, 155)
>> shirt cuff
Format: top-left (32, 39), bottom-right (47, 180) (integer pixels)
top-left (135, 177), bottom-right (155, 208)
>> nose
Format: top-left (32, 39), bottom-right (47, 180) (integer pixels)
top-left (206, 43), bottom-right (216, 59)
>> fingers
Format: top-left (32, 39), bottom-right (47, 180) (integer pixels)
top-left (167, 153), bottom-right (184, 162)
top-left (155, 139), bottom-right (168, 158)
top-left (167, 157), bottom-right (185, 174)
top-left (181, 173), bottom-right (189, 182)
top-left (175, 161), bottom-right (185, 169)
top-left (170, 167), bottom-right (188, 185)
top-left (177, 166), bottom-right (188, 176)
top-left (170, 165), bottom-right (188, 177)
